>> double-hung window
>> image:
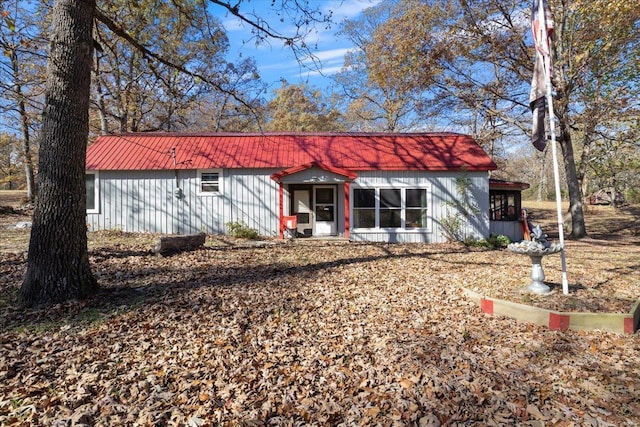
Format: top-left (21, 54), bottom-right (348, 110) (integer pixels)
top-left (353, 187), bottom-right (429, 230)
top-left (405, 189), bottom-right (428, 228)
top-left (353, 189), bottom-right (375, 228)
top-left (380, 189), bottom-right (401, 228)
top-left (198, 170), bottom-right (222, 195)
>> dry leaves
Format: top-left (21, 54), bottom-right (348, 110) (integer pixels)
top-left (1, 202), bottom-right (639, 425)
top-left (1, 237), bottom-right (639, 426)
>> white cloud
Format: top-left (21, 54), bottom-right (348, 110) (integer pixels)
top-left (324, 0), bottom-right (383, 20)
top-left (220, 1), bottom-right (376, 89)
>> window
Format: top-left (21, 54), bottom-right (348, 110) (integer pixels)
top-left (315, 188), bottom-right (335, 221)
top-left (406, 189), bottom-right (428, 228)
top-left (380, 189), bottom-right (401, 228)
top-left (353, 189), bottom-right (375, 228)
top-left (490, 190), bottom-right (520, 221)
top-left (86, 172), bottom-right (99, 213)
top-left (353, 187), bottom-right (430, 230)
top-left (198, 170), bottom-right (222, 195)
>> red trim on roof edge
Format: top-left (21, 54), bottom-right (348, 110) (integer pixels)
top-left (489, 179), bottom-right (530, 191)
top-left (271, 162), bottom-right (358, 182)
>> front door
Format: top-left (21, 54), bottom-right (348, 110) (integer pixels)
top-left (314, 186), bottom-right (336, 236)
top-left (292, 189), bottom-right (312, 236)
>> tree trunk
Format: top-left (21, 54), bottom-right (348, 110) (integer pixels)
top-left (152, 233), bottom-right (206, 256)
top-left (9, 45), bottom-right (36, 202)
top-left (558, 124), bottom-right (587, 239)
top-left (19, 0), bottom-right (98, 307)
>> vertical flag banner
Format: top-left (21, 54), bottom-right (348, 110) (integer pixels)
top-left (530, 0), bottom-right (554, 151)
top-left (529, 0), bottom-right (570, 294)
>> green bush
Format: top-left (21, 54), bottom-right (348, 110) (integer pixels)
top-left (226, 221), bottom-right (260, 240)
top-left (487, 234), bottom-right (511, 249)
top-left (463, 234), bottom-right (511, 249)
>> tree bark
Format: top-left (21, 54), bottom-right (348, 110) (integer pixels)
top-left (9, 49), bottom-right (36, 202)
top-left (19, 0), bottom-right (98, 307)
top-left (558, 123), bottom-right (587, 239)
top-left (153, 234), bottom-right (206, 256)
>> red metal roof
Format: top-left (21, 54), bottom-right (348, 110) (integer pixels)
top-left (86, 132), bottom-right (497, 172)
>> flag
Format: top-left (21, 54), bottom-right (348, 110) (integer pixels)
top-left (529, 0), bottom-right (554, 151)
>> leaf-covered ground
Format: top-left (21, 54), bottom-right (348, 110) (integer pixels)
top-left (1, 200), bottom-right (639, 426)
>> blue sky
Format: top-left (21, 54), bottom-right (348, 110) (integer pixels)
top-left (219, 0), bottom-right (382, 94)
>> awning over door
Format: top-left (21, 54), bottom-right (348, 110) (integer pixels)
top-left (271, 162), bottom-right (357, 183)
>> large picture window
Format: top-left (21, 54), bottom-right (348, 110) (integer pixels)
top-left (198, 169), bottom-right (222, 195)
top-left (353, 187), bottom-right (429, 230)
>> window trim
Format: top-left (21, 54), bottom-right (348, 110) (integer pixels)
top-left (489, 189), bottom-right (521, 221)
top-left (197, 169), bottom-right (223, 196)
top-left (86, 171), bottom-right (99, 214)
top-left (352, 186), bottom-right (432, 232)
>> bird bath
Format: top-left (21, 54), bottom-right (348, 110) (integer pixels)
top-left (507, 225), bottom-right (563, 294)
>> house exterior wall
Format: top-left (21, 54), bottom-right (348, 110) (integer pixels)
top-left (87, 169), bottom-right (490, 243)
top-left (490, 220), bottom-right (524, 242)
top-left (86, 168), bottom-right (281, 236)
top-left (349, 170), bottom-right (490, 243)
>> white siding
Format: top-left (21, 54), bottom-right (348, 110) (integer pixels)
top-left (87, 169), bottom-right (280, 235)
top-left (490, 220), bottom-right (524, 242)
top-left (87, 168), bottom-right (491, 242)
top-left (349, 171), bottom-right (490, 243)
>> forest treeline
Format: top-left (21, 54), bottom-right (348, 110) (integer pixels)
top-left (1, 0), bottom-right (638, 203)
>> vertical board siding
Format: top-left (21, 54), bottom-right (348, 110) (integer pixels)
top-left (87, 169), bottom-right (280, 236)
top-left (490, 220), bottom-right (524, 242)
top-left (350, 170), bottom-right (489, 243)
top-left (87, 168), bottom-right (490, 242)
top-left (225, 169), bottom-right (280, 236)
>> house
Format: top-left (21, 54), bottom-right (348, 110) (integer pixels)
top-left (84, 132), bottom-right (527, 243)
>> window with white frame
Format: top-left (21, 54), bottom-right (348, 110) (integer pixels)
top-left (380, 189), bottom-right (401, 228)
top-left (198, 169), bottom-right (222, 195)
top-left (353, 187), bottom-right (429, 230)
top-left (85, 172), bottom-right (99, 213)
top-left (353, 189), bottom-right (375, 228)
top-left (405, 189), bottom-right (428, 228)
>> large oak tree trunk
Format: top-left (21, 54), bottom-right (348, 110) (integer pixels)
top-left (19, 0), bottom-right (98, 307)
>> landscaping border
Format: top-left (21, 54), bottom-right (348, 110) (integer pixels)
top-left (463, 288), bottom-right (640, 334)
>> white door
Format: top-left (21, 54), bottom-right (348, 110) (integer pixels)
top-left (293, 190), bottom-right (311, 235)
top-left (314, 186), bottom-right (336, 236)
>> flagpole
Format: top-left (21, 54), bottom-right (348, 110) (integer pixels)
top-left (537, 0), bottom-right (569, 294)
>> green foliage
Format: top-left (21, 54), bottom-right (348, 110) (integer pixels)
top-left (461, 234), bottom-right (510, 249)
top-left (226, 221), bottom-right (260, 240)
top-left (626, 188), bottom-right (640, 204)
top-left (487, 234), bottom-right (511, 249)
top-left (441, 175), bottom-right (481, 242)
top-left (440, 213), bottom-right (463, 242)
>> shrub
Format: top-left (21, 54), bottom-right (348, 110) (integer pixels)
top-left (226, 221), bottom-right (260, 240)
top-left (463, 234), bottom-right (511, 249)
top-left (487, 234), bottom-right (511, 249)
